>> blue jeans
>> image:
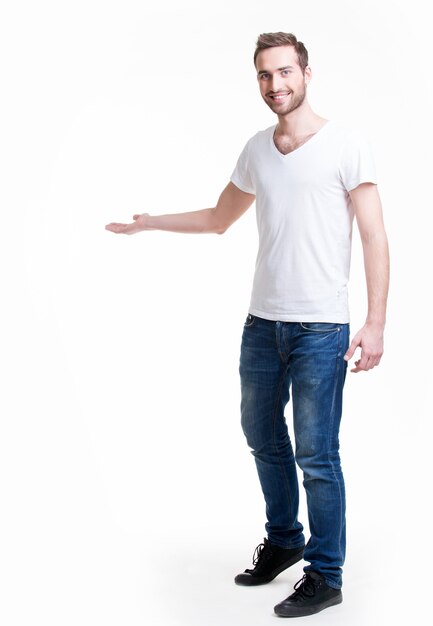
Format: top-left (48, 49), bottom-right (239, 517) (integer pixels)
top-left (239, 314), bottom-right (350, 589)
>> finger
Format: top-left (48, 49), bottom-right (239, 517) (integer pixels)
top-left (351, 355), bottom-right (377, 373)
top-left (344, 338), bottom-right (360, 361)
top-left (133, 214), bottom-right (140, 220)
top-left (363, 357), bottom-right (375, 371)
top-left (363, 352), bottom-right (383, 370)
top-left (359, 353), bottom-right (372, 371)
top-left (370, 351), bottom-right (383, 368)
top-left (105, 223), bottom-right (128, 233)
top-left (350, 359), bottom-right (362, 373)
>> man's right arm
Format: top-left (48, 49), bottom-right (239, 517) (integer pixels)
top-left (105, 182), bottom-right (255, 235)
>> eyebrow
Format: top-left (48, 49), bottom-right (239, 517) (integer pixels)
top-left (257, 65), bottom-right (294, 76)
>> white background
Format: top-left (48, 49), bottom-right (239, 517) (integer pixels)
top-left (1, 1), bottom-right (432, 624)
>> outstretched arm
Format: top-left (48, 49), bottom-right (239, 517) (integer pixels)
top-left (344, 182), bottom-right (390, 373)
top-left (105, 182), bottom-right (255, 235)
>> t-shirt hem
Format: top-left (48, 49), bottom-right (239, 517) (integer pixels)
top-left (230, 175), bottom-right (255, 195)
top-left (248, 307), bottom-right (350, 324)
top-left (346, 176), bottom-right (378, 192)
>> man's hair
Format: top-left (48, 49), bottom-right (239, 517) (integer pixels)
top-left (253, 32), bottom-right (309, 73)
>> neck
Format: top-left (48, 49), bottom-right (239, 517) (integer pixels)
top-left (275, 101), bottom-right (326, 138)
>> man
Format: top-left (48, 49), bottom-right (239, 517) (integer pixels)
top-left (106, 32), bottom-right (389, 618)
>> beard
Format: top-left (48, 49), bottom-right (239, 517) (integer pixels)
top-left (264, 85), bottom-right (307, 116)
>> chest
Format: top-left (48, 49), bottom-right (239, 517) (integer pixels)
top-left (250, 147), bottom-right (340, 198)
top-left (273, 132), bottom-right (318, 156)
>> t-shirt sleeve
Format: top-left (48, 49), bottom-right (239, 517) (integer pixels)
top-left (230, 139), bottom-right (256, 194)
top-left (339, 129), bottom-right (378, 191)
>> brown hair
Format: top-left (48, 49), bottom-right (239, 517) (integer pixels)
top-left (253, 32), bottom-right (309, 73)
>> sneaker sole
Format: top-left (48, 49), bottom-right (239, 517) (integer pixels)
top-left (234, 546), bottom-right (305, 586)
top-left (274, 591), bottom-right (343, 617)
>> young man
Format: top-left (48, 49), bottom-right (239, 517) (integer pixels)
top-left (106, 32), bottom-right (389, 618)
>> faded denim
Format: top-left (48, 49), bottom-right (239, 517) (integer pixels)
top-left (239, 314), bottom-right (350, 589)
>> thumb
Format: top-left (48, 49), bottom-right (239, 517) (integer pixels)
top-left (344, 337), bottom-right (359, 361)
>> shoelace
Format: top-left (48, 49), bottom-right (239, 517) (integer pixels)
top-left (290, 574), bottom-right (319, 601)
top-left (252, 542), bottom-right (266, 566)
top-left (253, 543), bottom-right (272, 565)
top-left (248, 541), bottom-right (273, 571)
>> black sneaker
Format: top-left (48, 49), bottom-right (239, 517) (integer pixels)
top-left (274, 571), bottom-right (342, 617)
top-left (234, 538), bottom-right (305, 586)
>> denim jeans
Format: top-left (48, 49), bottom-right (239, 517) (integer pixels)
top-left (239, 314), bottom-right (350, 589)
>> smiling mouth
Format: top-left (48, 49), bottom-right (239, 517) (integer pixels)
top-left (269, 92), bottom-right (291, 100)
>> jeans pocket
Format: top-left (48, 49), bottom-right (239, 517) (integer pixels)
top-left (244, 313), bottom-right (256, 328)
top-left (300, 322), bottom-right (341, 333)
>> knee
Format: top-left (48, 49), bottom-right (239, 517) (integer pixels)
top-left (240, 387), bottom-right (264, 448)
top-left (295, 444), bottom-right (342, 482)
top-left (241, 411), bottom-right (292, 459)
top-left (240, 409), bottom-right (265, 452)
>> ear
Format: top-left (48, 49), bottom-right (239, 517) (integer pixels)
top-left (304, 65), bottom-right (312, 85)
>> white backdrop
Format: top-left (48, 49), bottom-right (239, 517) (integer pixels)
top-left (1, 1), bottom-right (432, 624)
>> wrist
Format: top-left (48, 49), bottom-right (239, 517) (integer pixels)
top-left (140, 213), bottom-right (155, 230)
top-left (365, 317), bottom-right (386, 331)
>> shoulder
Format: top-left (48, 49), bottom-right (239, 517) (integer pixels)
top-left (326, 122), bottom-right (375, 161)
top-left (323, 120), bottom-right (362, 139)
top-left (328, 120), bottom-right (373, 144)
top-left (242, 124), bottom-right (275, 153)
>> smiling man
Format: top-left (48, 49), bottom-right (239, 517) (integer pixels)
top-left (106, 32), bottom-right (389, 618)
top-left (257, 54), bottom-right (308, 114)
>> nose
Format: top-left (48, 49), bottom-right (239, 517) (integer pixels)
top-left (270, 74), bottom-right (283, 93)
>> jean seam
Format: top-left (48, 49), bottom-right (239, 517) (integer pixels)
top-left (272, 372), bottom-right (294, 529)
top-left (272, 330), bottom-right (294, 537)
top-left (275, 322), bottom-right (287, 364)
top-left (327, 328), bottom-right (344, 568)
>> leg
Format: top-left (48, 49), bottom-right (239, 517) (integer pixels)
top-left (290, 322), bottom-right (349, 589)
top-left (239, 315), bottom-right (304, 548)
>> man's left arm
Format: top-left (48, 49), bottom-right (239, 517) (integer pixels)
top-left (344, 182), bottom-right (390, 373)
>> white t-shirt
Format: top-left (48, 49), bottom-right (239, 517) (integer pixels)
top-left (230, 120), bottom-right (377, 323)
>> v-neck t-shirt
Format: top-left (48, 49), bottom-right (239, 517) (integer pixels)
top-left (230, 121), bottom-right (377, 323)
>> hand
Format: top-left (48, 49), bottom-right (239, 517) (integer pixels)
top-left (105, 213), bottom-right (149, 235)
top-left (344, 323), bottom-right (384, 373)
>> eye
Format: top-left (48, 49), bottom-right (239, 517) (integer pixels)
top-left (260, 73), bottom-right (270, 80)
top-left (281, 69), bottom-right (290, 76)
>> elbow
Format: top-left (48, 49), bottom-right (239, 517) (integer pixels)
top-left (209, 208), bottom-right (229, 234)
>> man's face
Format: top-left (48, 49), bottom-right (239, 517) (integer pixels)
top-left (255, 45), bottom-right (311, 116)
